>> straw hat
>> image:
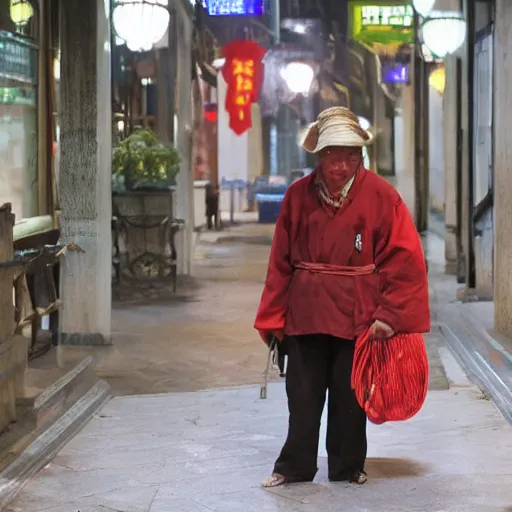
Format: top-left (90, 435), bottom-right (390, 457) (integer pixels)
top-left (301, 107), bottom-right (373, 153)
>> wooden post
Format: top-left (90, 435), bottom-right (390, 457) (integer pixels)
top-left (0, 204), bottom-right (17, 430)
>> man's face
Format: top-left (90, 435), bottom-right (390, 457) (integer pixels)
top-left (317, 146), bottom-right (362, 191)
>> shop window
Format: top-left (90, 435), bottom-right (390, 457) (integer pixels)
top-left (0, 85), bottom-right (37, 219)
top-left (0, 22), bottom-right (38, 220)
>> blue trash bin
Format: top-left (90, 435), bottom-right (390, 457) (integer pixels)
top-left (256, 192), bottom-right (286, 224)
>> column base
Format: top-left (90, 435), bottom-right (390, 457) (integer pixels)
top-left (445, 259), bottom-right (458, 275)
top-left (61, 332), bottom-right (112, 346)
top-left (456, 287), bottom-right (493, 303)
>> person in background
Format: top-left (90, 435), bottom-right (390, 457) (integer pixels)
top-left (254, 106), bottom-right (430, 488)
top-left (205, 182), bottom-right (219, 230)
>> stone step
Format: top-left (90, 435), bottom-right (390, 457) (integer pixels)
top-left (0, 358), bottom-right (110, 508)
top-left (17, 356), bottom-right (98, 431)
top-left (440, 316), bottom-right (512, 424)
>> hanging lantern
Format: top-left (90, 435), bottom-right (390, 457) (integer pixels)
top-left (412, 0), bottom-right (435, 17)
top-left (280, 62), bottom-right (314, 95)
top-left (113, 0), bottom-right (169, 53)
top-left (221, 40), bottom-right (266, 136)
top-left (421, 11), bottom-right (466, 59)
top-left (10, 0), bottom-right (34, 26)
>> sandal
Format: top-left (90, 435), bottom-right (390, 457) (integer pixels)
top-left (261, 473), bottom-right (288, 488)
top-left (348, 470), bottom-right (368, 485)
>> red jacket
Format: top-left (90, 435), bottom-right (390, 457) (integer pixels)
top-left (254, 167), bottom-right (430, 342)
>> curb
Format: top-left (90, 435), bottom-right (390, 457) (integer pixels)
top-left (439, 321), bottom-right (512, 424)
top-left (213, 234), bottom-right (273, 245)
top-left (0, 380), bottom-right (110, 509)
top-left (199, 233), bottom-right (274, 246)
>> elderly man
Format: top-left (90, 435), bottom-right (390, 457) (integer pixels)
top-left (255, 107), bottom-right (430, 487)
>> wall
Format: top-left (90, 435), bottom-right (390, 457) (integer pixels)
top-left (443, 56), bottom-right (459, 274)
top-left (375, 85), bottom-right (393, 175)
top-left (493, 0), bottom-right (512, 336)
top-left (193, 180), bottom-right (207, 230)
top-left (429, 84), bottom-right (445, 214)
top-left (393, 85), bottom-right (415, 214)
top-left (217, 73), bottom-right (248, 213)
top-left (247, 103), bottom-right (263, 183)
top-left (472, 28), bottom-right (494, 296)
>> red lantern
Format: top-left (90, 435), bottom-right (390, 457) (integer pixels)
top-left (221, 40), bottom-right (266, 136)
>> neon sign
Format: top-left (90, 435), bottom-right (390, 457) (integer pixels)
top-left (361, 5), bottom-right (414, 27)
top-left (232, 58), bottom-right (255, 121)
top-left (207, 0), bottom-right (264, 16)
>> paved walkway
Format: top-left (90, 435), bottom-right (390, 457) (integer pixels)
top-left (37, 234), bottom-right (275, 396)
top-left (6, 374), bottom-right (512, 512)
top-left (6, 210), bottom-right (512, 511)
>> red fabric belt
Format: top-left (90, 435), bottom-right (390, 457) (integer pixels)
top-left (294, 262), bottom-right (376, 277)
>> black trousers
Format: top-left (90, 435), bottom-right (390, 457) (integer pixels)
top-left (206, 212), bottom-right (218, 230)
top-left (206, 195), bottom-right (219, 230)
top-left (274, 334), bottom-right (367, 481)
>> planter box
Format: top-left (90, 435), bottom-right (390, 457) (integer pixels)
top-left (112, 190), bottom-right (176, 280)
top-left (112, 189), bottom-right (174, 218)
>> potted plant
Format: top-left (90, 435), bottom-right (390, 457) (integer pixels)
top-left (112, 127), bottom-right (180, 191)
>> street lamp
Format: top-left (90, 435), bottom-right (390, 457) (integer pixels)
top-left (10, 0), bottom-right (33, 27)
top-left (280, 62), bottom-right (314, 95)
top-left (113, 0), bottom-right (170, 53)
top-left (412, 0), bottom-right (435, 17)
top-left (421, 11), bottom-right (466, 58)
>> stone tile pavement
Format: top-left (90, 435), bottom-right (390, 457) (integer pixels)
top-left (7, 204), bottom-right (512, 511)
top-left (6, 371), bottom-right (512, 512)
top-left (43, 240), bottom-right (276, 396)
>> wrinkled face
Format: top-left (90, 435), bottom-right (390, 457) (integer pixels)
top-left (317, 146), bottom-right (362, 193)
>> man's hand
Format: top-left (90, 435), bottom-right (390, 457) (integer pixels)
top-left (370, 320), bottom-right (395, 339)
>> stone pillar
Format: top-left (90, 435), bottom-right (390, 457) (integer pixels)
top-left (248, 104), bottom-right (263, 183)
top-left (494, 0), bottom-right (512, 336)
top-left (458, 9), bottom-right (471, 289)
top-left (58, 0), bottom-right (112, 345)
top-left (400, 84), bottom-right (416, 214)
top-left (443, 57), bottom-right (458, 275)
top-left (174, 1), bottom-right (194, 275)
top-left (217, 74), bottom-right (249, 213)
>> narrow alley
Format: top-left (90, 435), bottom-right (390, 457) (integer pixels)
top-left (5, 224), bottom-right (512, 512)
top-left (2, 0), bottom-right (511, 511)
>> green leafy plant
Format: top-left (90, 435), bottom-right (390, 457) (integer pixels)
top-left (112, 128), bottom-right (180, 190)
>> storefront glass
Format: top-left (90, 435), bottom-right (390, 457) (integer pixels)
top-left (0, 85), bottom-right (37, 219)
top-left (0, 28), bottom-right (38, 221)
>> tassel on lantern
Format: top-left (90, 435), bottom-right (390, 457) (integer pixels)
top-left (351, 330), bottom-right (429, 425)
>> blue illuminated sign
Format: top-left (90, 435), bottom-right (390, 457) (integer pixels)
top-left (207, 0), bottom-right (264, 16)
top-left (381, 64), bottom-right (408, 84)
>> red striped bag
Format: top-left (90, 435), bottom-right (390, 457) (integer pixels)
top-left (351, 330), bottom-right (429, 424)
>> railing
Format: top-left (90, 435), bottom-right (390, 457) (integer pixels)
top-left (14, 244), bottom-right (82, 358)
top-left (112, 215), bottom-right (185, 291)
top-left (0, 204), bottom-right (25, 433)
top-left (0, 203), bottom-right (83, 434)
